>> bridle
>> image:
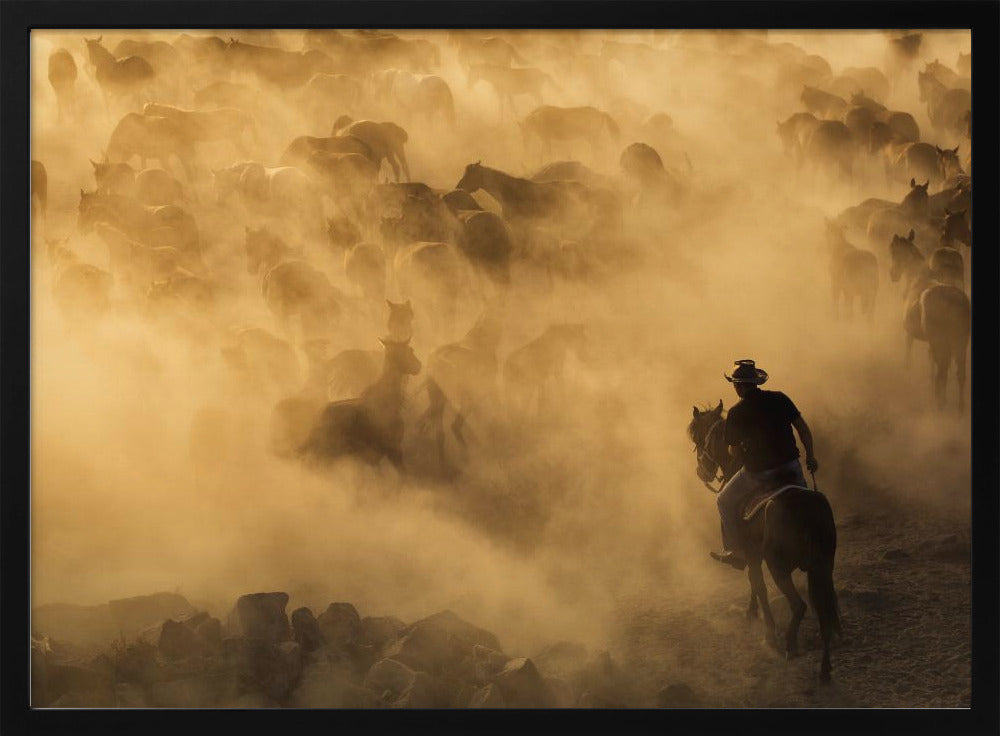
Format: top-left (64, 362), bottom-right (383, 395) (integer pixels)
top-left (695, 417), bottom-right (728, 494)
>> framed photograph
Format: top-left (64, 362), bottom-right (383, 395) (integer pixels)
top-left (3, 1), bottom-right (997, 733)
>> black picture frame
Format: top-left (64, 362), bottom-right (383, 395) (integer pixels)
top-left (3, 2), bottom-right (998, 734)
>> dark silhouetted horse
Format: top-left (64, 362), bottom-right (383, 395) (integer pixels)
top-left (688, 403), bottom-right (841, 683)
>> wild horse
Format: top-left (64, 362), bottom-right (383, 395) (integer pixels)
top-left (689, 402), bottom-right (841, 683)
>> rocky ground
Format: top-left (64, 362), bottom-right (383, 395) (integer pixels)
top-left (31, 491), bottom-right (971, 709)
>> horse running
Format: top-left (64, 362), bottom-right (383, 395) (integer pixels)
top-left (889, 231), bottom-right (970, 411)
top-left (688, 403), bottom-right (841, 683)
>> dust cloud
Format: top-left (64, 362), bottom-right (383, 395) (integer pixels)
top-left (30, 28), bottom-right (971, 664)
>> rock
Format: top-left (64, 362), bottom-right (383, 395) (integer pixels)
top-left (657, 682), bottom-right (703, 708)
top-left (532, 640), bottom-right (589, 679)
top-left (469, 682), bottom-right (505, 708)
top-left (108, 593), bottom-right (196, 638)
top-left (544, 676), bottom-right (575, 707)
top-left (492, 657), bottom-right (552, 708)
top-left (381, 619), bottom-right (467, 676)
top-left (44, 661), bottom-right (116, 707)
top-left (226, 637), bottom-right (303, 700)
top-left (226, 593), bottom-right (292, 643)
top-left (392, 671), bottom-right (439, 708)
top-left (291, 607), bottom-right (325, 652)
top-left (317, 602), bottom-right (361, 647)
top-left (147, 671), bottom-right (235, 708)
top-left (187, 614), bottom-right (223, 653)
top-left (289, 655), bottom-right (379, 708)
top-left (365, 657), bottom-right (416, 696)
top-left (435, 675), bottom-right (475, 708)
top-left (159, 619), bottom-right (206, 661)
top-left (883, 548), bottom-right (911, 561)
top-left (408, 610), bottom-right (502, 652)
top-left (357, 615), bottom-right (406, 648)
top-left (114, 640), bottom-right (162, 686)
top-left (471, 644), bottom-right (509, 684)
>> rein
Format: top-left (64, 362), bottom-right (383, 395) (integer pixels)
top-left (696, 417), bottom-right (728, 493)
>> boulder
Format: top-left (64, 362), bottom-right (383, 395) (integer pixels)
top-left (365, 657), bottom-right (416, 696)
top-left (158, 619), bottom-right (206, 661)
top-left (407, 610), bottom-right (502, 652)
top-left (357, 615), bottom-right (406, 648)
top-left (468, 682), bottom-right (505, 708)
top-left (114, 640), bottom-right (162, 686)
top-left (44, 661), bottom-right (116, 707)
top-left (380, 619), bottom-right (467, 676)
top-left (471, 644), bottom-right (509, 684)
top-left (657, 682), bottom-right (703, 708)
top-left (317, 602), bottom-right (360, 647)
top-left (108, 593), bottom-right (196, 638)
top-left (225, 637), bottom-right (302, 700)
top-left (491, 657), bottom-right (552, 708)
top-left (392, 671), bottom-right (439, 708)
top-left (291, 607), bottom-right (324, 652)
top-left (289, 655), bottom-right (379, 708)
top-left (226, 593), bottom-right (292, 643)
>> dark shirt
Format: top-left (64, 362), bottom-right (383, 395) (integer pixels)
top-left (724, 389), bottom-right (801, 472)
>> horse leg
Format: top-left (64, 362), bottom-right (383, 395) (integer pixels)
top-left (747, 560), bottom-right (777, 646)
top-left (746, 589), bottom-right (759, 621)
top-left (767, 562), bottom-right (807, 659)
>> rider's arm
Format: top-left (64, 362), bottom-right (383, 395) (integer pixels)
top-left (792, 415), bottom-right (816, 464)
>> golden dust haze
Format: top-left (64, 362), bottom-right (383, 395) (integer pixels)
top-left (31, 28), bottom-right (971, 678)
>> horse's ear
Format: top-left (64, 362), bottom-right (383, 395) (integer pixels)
top-left (935, 145), bottom-right (943, 154)
top-left (953, 145), bottom-right (959, 154)
top-left (908, 228), bottom-right (915, 241)
top-left (79, 188), bottom-right (85, 196)
top-left (944, 207), bottom-right (951, 216)
top-left (90, 159), bottom-right (98, 168)
top-left (716, 399), bottom-right (723, 413)
top-left (957, 209), bottom-right (967, 218)
top-left (692, 406), bottom-right (699, 418)
top-left (923, 180), bottom-right (929, 189)
top-left (910, 177), bottom-right (916, 187)
top-left (96, 35), bottom-right (102, 43)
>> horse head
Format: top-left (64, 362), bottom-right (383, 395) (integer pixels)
top-left (379, 337), bottom-right (422, 376)
top-left (935, 145), bottom-right (963, 179)
top-left (689, 400), bottom-right (725, 483)
top-left (457, 161), bottom-right (483, 192)
top-left (889, 229), bottom-right (918, 282)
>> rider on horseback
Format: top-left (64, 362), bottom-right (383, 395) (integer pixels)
top-left (711, 359), bottom-right (819, 570)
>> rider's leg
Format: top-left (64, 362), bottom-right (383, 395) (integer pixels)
top-left (717, 468), bottom-right (752, 552)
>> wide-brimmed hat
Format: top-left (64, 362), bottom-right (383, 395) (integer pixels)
top-left (725, 359), bottom-right (768, 385)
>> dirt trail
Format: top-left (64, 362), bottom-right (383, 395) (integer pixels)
top-left (610, 494), bottom-right (971, 708)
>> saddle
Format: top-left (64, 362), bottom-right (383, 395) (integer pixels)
top-left (740, 484), bottom-right (810, 522)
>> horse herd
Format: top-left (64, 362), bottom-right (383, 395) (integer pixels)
top-left (32, 29), bottom-right (973, 685)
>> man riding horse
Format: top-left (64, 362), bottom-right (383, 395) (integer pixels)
top-left (711, 359), bottom-right (819, 570)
